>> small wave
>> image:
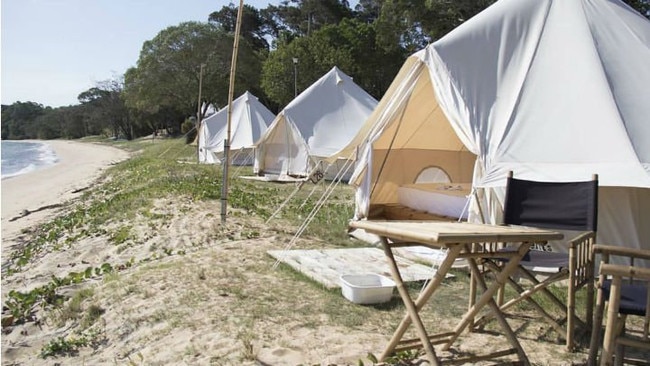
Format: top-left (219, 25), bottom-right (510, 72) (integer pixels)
top-left (36, 143), bottom-right (60, 165)
top-left (1, 163), bottom-right (39, 180)
top-left (1, 141), bottom-right (60, 180)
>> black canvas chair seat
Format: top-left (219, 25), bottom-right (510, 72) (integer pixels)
top-left (498, 247), bottom-right (570, 268)
top-left (601, 281), bottom-right (648, 317)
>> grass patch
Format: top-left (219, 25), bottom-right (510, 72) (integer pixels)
top-left (50, 287), bottom-right (95, 327)
top-left (5, 138), bottom-right (355, 274)
top-left (2, 138), bottom-right (593, 365)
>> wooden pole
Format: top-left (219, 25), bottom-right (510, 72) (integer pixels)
top-left (221, 0), bottom-right (244, 223)
top-left (195, 63), bottom-right (205, 160)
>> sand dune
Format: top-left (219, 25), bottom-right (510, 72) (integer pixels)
top-left (0, 140), bottom-right (593, 365)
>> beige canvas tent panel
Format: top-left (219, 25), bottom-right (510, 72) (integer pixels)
top-left (365, 66), bottom-right (475, 205)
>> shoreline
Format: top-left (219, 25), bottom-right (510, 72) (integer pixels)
top-left (1, 139), bottom-right (131, 243)
top-left (1, 140), bottom-right (59, 180)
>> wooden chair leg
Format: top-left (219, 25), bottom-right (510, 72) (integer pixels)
top-left (600, 276), bottom-right (622, 366)
top-left (613, 316), bottom-right (626, 366)
top-left (567, 285), bottom-right (577, 350)
top-left (588, 282), bottom-right (607, 366)
top-left (587, 271), bottom-right (595, 338)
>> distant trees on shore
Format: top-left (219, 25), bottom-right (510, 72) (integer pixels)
top-left (3, 0), bottom-right (648, 141)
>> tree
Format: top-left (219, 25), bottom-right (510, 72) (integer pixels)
top-left (29, 108), bottom-right (65, 140)
top-left (373, 0), bottom-right (495, 53)
top-left (623, 0), bottom-right (650, 18)
top-left (124, 22), bottom-right (225, 120)
top-left (353, 0), bottom-right (382, 23)
top-left (322, 18), bottom-right (405, 99)
top-left (261, 30), bottom-right (354, 107)
top-left (1, 101), bottom-right (45, 139)
top-left (209, 4), bottom-right (273, 52)
top-left (124, 21), bottom-right (265, 133)
top-left (78, 78), bottom-right (134, 139)
top-left (261, 18), bottom-right (404, 107)
top-left (263, 0), bottom-right (353, 38)
top-left (58, 106), bottom-right (88, 139)
top-left (421, 0), bottom-right (496, 40)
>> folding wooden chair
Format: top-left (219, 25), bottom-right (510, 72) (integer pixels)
top-left (476, 171), bottom-right (598, 351)
top-left (588, 244), bottom-right (650, 366)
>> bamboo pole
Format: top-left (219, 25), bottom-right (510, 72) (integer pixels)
top-left (221, 0), bottom-right (244, 223)
top-left (195, 63), bottom-right (205, 161)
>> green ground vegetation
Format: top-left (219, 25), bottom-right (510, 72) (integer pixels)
top-left (2, 138), bottom-right (604, 364)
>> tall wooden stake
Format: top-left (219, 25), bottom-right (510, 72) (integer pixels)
top-left (195, 63), bottom-right (205, 161)
top-left (221, 0), bottom-right (244, 223)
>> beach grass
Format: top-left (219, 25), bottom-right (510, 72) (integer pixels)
top-left (6, 138), bottom-right (355, 274)
top-left (1, 137), bottom-right (600, 364)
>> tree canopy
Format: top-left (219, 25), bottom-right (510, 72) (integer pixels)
top-left (4, 0), bottom-right (649, 141)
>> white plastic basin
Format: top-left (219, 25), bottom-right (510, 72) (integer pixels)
top-left (340, 273), bottom-right (395, 304)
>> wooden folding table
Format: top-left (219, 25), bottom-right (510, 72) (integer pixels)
top-left (349, 220), bottom-right (563, 366)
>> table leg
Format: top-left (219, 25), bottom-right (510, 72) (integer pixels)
top-left (468, 242), bottom-right (479, 330)
top-left (380, 239), bottom-right (463, 364)
top-left (443, 243), bottom-right (531, 365)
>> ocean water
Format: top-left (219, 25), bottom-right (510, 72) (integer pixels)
top-left (1, 141), bottom-right (59, 180)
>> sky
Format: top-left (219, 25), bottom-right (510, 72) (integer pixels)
top-left (0, 0), bottom-right (293, 108)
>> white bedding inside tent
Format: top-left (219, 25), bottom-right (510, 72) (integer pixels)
top-left (396, 183), bottom-right (471, 220)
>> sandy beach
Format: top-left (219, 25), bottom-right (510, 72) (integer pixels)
top-left (1, 140), bottom-right (131, 241)
top-left (0, 139), bottom-right (595, 365)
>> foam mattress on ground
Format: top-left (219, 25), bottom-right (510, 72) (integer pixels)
top-left (397, 183), bottom-right (471, 220)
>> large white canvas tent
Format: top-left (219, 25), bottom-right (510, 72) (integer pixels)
top-left (335, 0), bottom-right (650, 257)
top-left (198, 91), bottom-right (275, 165)
top-left (254, 66), bottom-right (378, 181)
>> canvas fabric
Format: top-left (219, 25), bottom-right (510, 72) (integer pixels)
top-left (336, 0), bottom-right (650, 261)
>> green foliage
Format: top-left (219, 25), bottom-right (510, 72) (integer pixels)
top-left (110, 225), bottom-right (133, 245)
top-left (77, 78), bottom-right (140, 140)
top-left (263, 0), bottom-right (353, 37)
top-left (383, 349), bottom-right (421, 364)
top-left (81, 304), bottom-right (105, 329)
top-left (209, 4), bottom-right (272, 52)
top-left (4, 0), bottom-right (538, 142)
top-left (5, 262), bottom-right (117, 326)
top-left (39, 336), bottom-right (89, 358)
top-left (123, 21), bottom-right (263, 120)
top-left (39, 328), bottom-right (105, 359)
top-left (1, 101), bottom-right (46, 139)
top-left (51, 288), bottom-right (95, 327)
top-left (5, 280), bottom-right (62, 324)
top-left (181, 118), bottom-right (197, 144)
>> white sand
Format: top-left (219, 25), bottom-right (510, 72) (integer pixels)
top-left (0, 140), bottom-right (592, 365)
top-left (1, 140), bottom-right (130, 241)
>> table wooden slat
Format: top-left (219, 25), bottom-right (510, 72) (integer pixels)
top-left (349, 220), bottom-right (563, 246)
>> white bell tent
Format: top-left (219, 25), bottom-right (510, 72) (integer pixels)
top-left (253, 66), bottom-right (378, 181)
top-left (335, 0), bottom-right (650, 255)
top-left (198, 91), bottom-right (275, 166)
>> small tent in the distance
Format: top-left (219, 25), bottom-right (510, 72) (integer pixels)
top-left (198, 91), bottom-right (275, 166)
top-left (253, 66), bottom-right (378, 182)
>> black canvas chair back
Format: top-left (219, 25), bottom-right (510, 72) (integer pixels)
top-left (477, 171), bottom-right (599, 351)
top-left (503, 175), bottom-right (598, 232)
